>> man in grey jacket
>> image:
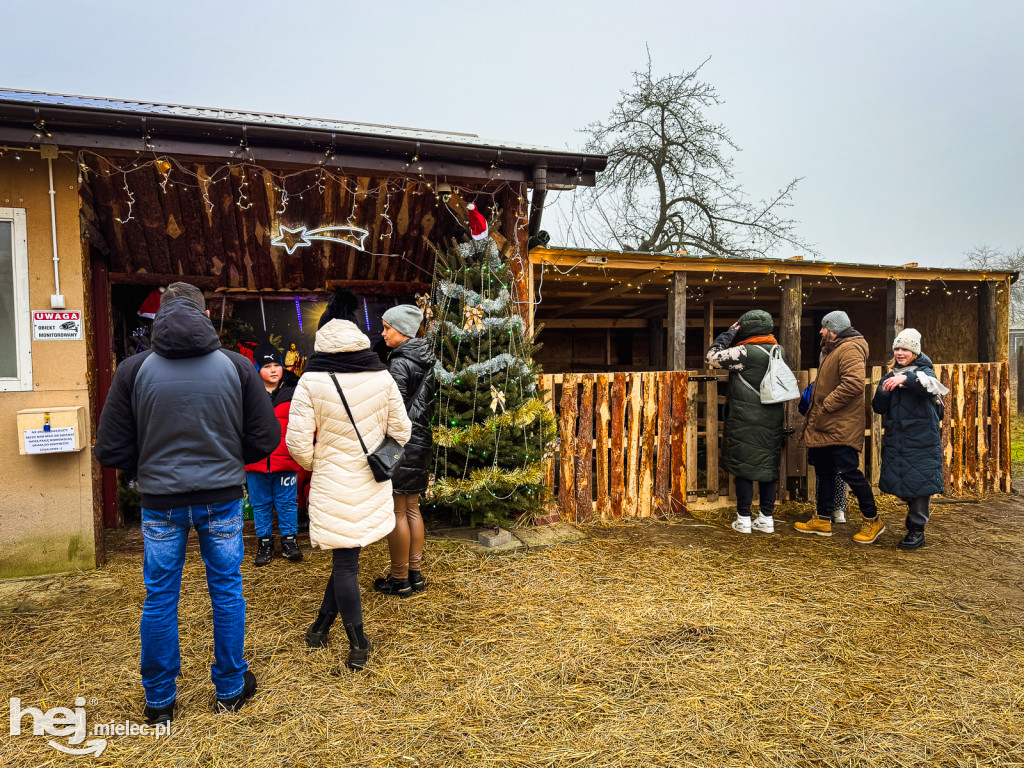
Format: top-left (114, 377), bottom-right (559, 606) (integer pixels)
top-left (95, 282), bottom-right (279, 725)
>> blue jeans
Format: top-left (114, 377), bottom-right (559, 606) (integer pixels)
top-left (141, 500), bottom-right (247, 707)
top-left (246, 471), bottom-right (298, 537)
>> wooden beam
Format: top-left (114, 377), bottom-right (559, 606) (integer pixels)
top-left (668, 272), bottom-right (686, 370)
top-left (550, 269), bottom-right (664, 318)
top-left (779, 276), bottom-right (802, 499)
top-left (649, 316), bottom-right (665, 369)
top-left (885, 279), bottom-right (906, 352)
top-left (540, 318), bottom-right (648, 329)
top-left (531, 247), bottom-right (1016, 283)
top-left (325, 279), bottom-right (431, 296)
top-left (779, 276), bottom-right (803, 371)
top-left (110, 272), bottom-right (219, 288)
top-left (703, 300), bottom-right (715, 370)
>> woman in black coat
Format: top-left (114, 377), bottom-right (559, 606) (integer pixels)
top-left (373, 304), bottom-right (435, 596)
top-left (706, 310), bottom-right (787, 535)
top-left (871, 328), bottom-right (947, 550)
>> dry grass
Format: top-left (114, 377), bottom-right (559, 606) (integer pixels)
top-left (2, 495), bottom-right (1024, 767)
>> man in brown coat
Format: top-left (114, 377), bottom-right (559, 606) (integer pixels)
top-left (795, 311), bottom-right (885, 543)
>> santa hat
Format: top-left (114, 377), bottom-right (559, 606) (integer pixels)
top-left (137, 287), bottom-right (163, 319)
top-left (467, 203), bottom-right (488, 241)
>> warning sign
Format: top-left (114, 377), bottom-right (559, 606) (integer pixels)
top-left (23, 427), bottom-right (77, 454)
top-left (32, 310), bottom-right (83, 341)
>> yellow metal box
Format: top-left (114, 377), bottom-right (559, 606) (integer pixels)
top-left (16, 406), bottom-right (88, 454)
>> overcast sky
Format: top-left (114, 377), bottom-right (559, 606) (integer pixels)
top-left (4, 0), bottom-right (1021, 267)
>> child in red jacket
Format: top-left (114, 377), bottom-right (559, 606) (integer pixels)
top-left (245, 344), bottom-right (303, 565)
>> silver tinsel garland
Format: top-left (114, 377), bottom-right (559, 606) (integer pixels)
top-left (432, 354), bottom-right (535, 388)
top-left (441, 315), bottom-right (523, 339)
top-left (438, 282), bottom-right (511, 314)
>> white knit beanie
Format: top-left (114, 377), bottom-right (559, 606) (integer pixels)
top-left (892, 327), bottom-right (922, 356)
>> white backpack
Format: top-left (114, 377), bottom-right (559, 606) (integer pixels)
top-left (738, 345), bottom-right (800, 405)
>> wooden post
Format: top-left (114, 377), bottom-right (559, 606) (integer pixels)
top-left (686, 379), bottom-right (699, 492)
top-left (648, 317), bottom-right (665, 370)
top-left (668, 272), bottom-right (687, 370)
top-left (558, 375), bottom-right (579, 520)
top-left (779, 276), bottom-right (802, 499)
top-left (594, 374), bottom-right (611, 520)
top-left (575, 375), bottom-right (594, 523)
top-left (886, 279), bottom-right (906, 352)
top-left (704, 378), bottom-right (719, 501)
top-left (1017, 346), bottom-right (1024, 414)
top-left (703, 300), bottom-right (715, 370)
top-left (979, 280), bottom-right (1010, 363)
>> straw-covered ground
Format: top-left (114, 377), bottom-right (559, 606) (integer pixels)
top-left (2, 492), bottom-right (1023, 768)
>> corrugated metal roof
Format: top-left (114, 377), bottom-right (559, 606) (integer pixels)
top-left (0, 87), bottom-right (575, 155)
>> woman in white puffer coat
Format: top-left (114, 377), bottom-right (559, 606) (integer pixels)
top-left (286, 289), bottom-right (411, 672)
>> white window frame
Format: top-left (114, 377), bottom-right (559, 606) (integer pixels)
top-left (0, 208), bottom-right (33, 392)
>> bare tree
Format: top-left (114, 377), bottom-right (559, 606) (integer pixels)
top-left (569, 56), bottom-right (812, 258)
top-left (962, 245), bottom-right (1024, 323)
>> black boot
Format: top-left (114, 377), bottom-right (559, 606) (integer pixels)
top-left (305, 610), bottom-right (336, 648)
top-left (281, 535), bottom-right (303, 562)
top-left (297, 509), bottom-right (310, 534)
top-left (254, 537), bottom-right (274, 566)
top-left (408, 570), bottom-right (427, 593)
top-left (143, 700), bottom-right (175, 726)
top-left (344, 623), bottom-right (372, 671)
top-left (897, 529), bottom-right (926, 550)
top-left (213, 670), bottom-right (257, 713)
top-left (373, 574), bottom-right (412, 597)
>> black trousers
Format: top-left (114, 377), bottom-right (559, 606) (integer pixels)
top-left (905, 496), bottom-right (930, 531)
top-left (734, 477), bottom-right (777, 518)
top-left (808, 446), bottom-right (877, 520)
top-left (318, 547), bottom-right (363, 627)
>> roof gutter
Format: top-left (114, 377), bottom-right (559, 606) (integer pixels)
top-left (528, 164), bottom-right (547, 239)
top-left (0, 99), bottom-right (607, 185)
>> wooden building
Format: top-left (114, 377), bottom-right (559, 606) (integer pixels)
top-left (527, 247), bottom-right (1014, 373)
top-left (525, 247), bottom-right (1017, 521)
top-left (0, 89), bottom-right (606, 577)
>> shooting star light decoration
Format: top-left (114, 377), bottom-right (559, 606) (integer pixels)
top-left (271, 224), bottom-right (370, 255)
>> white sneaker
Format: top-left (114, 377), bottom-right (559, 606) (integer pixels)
top-left (731, 517), bottom-right (752, 534)
top-left (834, 509), bottom-right (846, 524)
top-left (751, 515), bottom-right (775, 533)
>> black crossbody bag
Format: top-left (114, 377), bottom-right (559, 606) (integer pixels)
top-left (329, 372), bottom-right (405, 483)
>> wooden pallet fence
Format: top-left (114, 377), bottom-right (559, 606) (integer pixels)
top-left (541, 362), bottom-right (1009, 523)
top-left (541, 371), bottom-right (698, 523)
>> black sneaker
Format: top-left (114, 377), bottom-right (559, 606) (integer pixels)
top-left (213, 670), bottom-right (257, 713)
top-left (373, 574), bottom-right (412, 598)
top-left (253, 537), bottom-right (273, 567)
top-left (143, 700), bottom-right (174, 726)
top-left (897, 530), bottom-right (926, 550)
top-left (280, 535), bottom-right (303, 562)
top-left (409, 571), bottom-right (427, 593)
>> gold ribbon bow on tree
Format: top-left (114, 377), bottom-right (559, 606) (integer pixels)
top-left (463, 304), bottom-right (485, 332)
top-left (489, 385), bottom-right (506, 413)
top-left (415, 292), bottom-right (434, 321)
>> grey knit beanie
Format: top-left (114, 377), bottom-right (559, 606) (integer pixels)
top-left (821, 310), bottom-right (851, 334)
top-left (382, 304), bottom-right (424, 339)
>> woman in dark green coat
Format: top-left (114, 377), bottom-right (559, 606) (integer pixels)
top-left (871, 328), bottom-right (947, 550)
top-left (706, 310), bottom-right (786, 534)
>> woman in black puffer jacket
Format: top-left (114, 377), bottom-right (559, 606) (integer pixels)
top-left (373, 304), bottom-right (435, 596)
top-left (872, 328), bottom-right (947, 550)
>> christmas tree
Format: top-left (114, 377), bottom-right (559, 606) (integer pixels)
top-left (426, 224), bottom-right (556, 527)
